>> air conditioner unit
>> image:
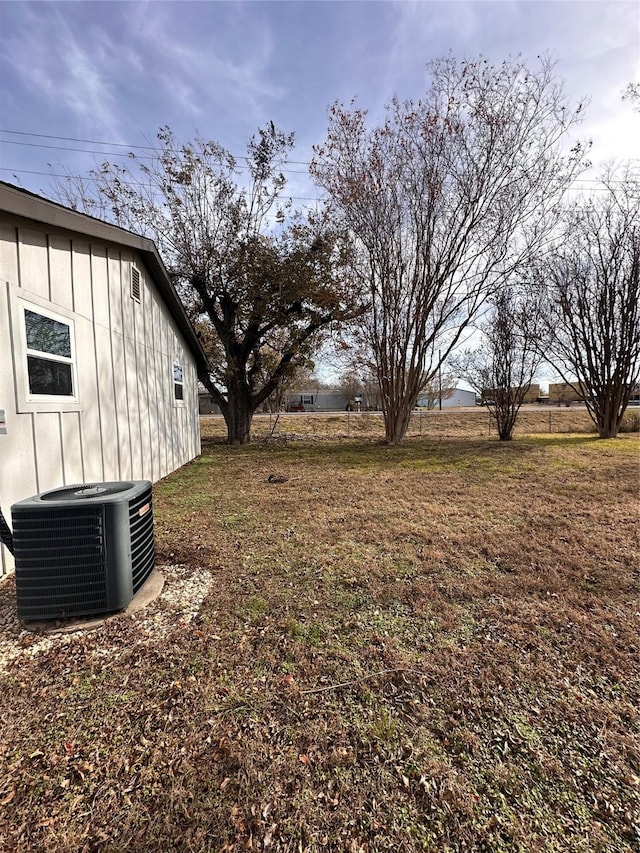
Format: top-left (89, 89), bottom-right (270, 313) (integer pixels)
top-left (11, 480), bottom-right (155, 621)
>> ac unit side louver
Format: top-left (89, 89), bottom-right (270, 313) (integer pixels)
top-left (11, 481), bottom-right (155, 621)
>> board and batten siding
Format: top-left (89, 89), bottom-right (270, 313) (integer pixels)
top-left (0, 215), bottom-right (201, 574)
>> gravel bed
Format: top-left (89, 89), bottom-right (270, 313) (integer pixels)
top-left (0, 563), bottom-right (214, 673)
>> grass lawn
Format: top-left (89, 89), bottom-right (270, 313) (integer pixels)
top-left (0, 412), bottom-right (638, 852)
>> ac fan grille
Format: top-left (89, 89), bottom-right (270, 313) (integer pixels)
top-left (128, 487), bottom-right (155, 593)
top-left (13, 506), bottom-right (108, 619)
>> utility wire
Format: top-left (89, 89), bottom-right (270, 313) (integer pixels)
top-left (1, 129), bottom-right (160, 150)
top-left (0, 165), bottom-right (615, 196)
top-left (0, 139), bottom-right (311, 175)
top-left (2, 126), bottom-right (631, 197)
top-left (0, 166), bottom-right (324, 203)
top-left (2, 128), bottom-right (638, 175)
top-left (0, 129), bottom-right (313, 168)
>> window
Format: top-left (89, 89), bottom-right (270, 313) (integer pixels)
top-left (130, 266), bottom-right (141, 302)
top-left (23, 307), bottom-right (76, 398)
top-left (173, 363), bottom-right (184, 401)
top-left (302, 394), bottom-right (314, 405)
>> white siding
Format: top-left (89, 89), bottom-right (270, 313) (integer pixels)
top-left (72, 240), bottom-right (93, 320)
top-left (33, 413), bottom-right (65, 493)
top-left (17, 228), bottom-right (49, 300)
top-left (443, 389), bottom-right (477, 408)
top-left (48, 234), bottom-right (73, 310)
top-left (0, 222), bottom-right (19, 289)
top-left (0, 214), bottom-right (201, 573)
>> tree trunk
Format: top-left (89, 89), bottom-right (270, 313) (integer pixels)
top-left (595, 400), bottom-right (622, 439)
top-left (496, 407), bottom-right (517, 441)
top-left (383, 403), bottom-right (414, 445)
top-left (200, 375), bottom-right (254, 445)
top-left (224, 396), bottom-right (253, 445)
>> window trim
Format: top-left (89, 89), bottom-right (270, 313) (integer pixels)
top-left (19, 301), bottom-right (79, 404)
top-left (173, 361), bottom-right (185, 405)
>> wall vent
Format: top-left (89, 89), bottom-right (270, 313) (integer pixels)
top-left (11, 481), bottom-right (155, 621)
top-left (131, 267), bottom-right (141, 302)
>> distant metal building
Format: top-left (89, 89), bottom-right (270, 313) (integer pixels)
top-left (417, 387), bottom-right (477, 409)
top-left (548, 382), bottom-right (585, 405)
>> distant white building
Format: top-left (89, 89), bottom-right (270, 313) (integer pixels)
top-left (417, 387), bottom-right (477, 409)
top-left (0, 182), bottom-right (209, 574)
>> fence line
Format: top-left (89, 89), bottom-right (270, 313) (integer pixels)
top-left (200, 407), bottom-right (608, 443)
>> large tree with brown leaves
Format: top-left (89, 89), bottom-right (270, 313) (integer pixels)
top-left (55, 124), bottom-right (363, 444)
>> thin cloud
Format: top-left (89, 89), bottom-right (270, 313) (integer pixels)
top-left (0, 0), bottom-right (637, 198)
top-left (127, 1), bottom-right (285, 122)
top-left (2, 4), bottom-right (125, 141)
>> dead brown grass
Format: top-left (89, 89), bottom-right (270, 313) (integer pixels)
top-left (200, 406), bottom-right (599, 443)
top-left (0, 421), bottom-right (638, 852)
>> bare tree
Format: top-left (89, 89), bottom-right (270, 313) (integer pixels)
top-left (311, 56), bottom-right (587, 444)
top-left (535, 167), bottom-right (640, 439)
top-left (52, 125), bottom-right (362, 444)
top-left (338, 369), bottom-right (364, 409)
top-left (622, 82), bottom-right (640, 111)
top-left (454, 287), bottom-right (546, 440)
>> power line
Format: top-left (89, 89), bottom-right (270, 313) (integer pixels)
top-left (0, 128), bottom-right (314, 167)
top-left (0, 128), bottom-right (159, 151)
top-left (2, 128), bottom-right (638, 176)
top-left (0, 166), bottom-right (617, 200)
top-left (1, 143), bottom-right (632, 191)
top-left (0, 166), bottom-right (324, 203)
top-left (0, 139), bottom-right (311, 176)
top-left (0, 138), bottom-right (159, 160)
top-left (0, 163), bottom-right (626, 204)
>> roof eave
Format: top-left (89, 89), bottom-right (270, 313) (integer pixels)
top-left (0, 181), bottom-right (210, 378)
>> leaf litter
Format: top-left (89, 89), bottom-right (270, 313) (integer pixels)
top-left (0, 414), bottom-right (638, 852)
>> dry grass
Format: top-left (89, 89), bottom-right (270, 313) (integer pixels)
top-left (0, 414), bottom-right (638, 852)
top-left (200, 407), bottom-right (599, 443)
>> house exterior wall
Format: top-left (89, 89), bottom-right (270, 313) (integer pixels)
top-left (285, 387), bottom-right (478, 411)
top-left (442, 388), bottom-right (476, 408)
top-left (0, 214), bottom-right (201, 573)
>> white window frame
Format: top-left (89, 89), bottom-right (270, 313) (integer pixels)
top-left (19, 300), bottom-right (79, 405)
top-left (301, 394), bottom-right (314, 405)
top-left (173, 361), bottom-right (185, 405)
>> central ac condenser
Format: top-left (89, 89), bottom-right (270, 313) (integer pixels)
top-left (11, 480), bottom-right (155, 620)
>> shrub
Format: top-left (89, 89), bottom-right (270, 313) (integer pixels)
top-left (619, 411), bottom-right (640, 433)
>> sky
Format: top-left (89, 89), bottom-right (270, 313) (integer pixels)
top-left (1, 0), bottom-right (639, 208)
top-left (1, 0), bottom-right (638, 387)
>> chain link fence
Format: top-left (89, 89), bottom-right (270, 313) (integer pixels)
top-left (200, 406), bottom-right (619, 444)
